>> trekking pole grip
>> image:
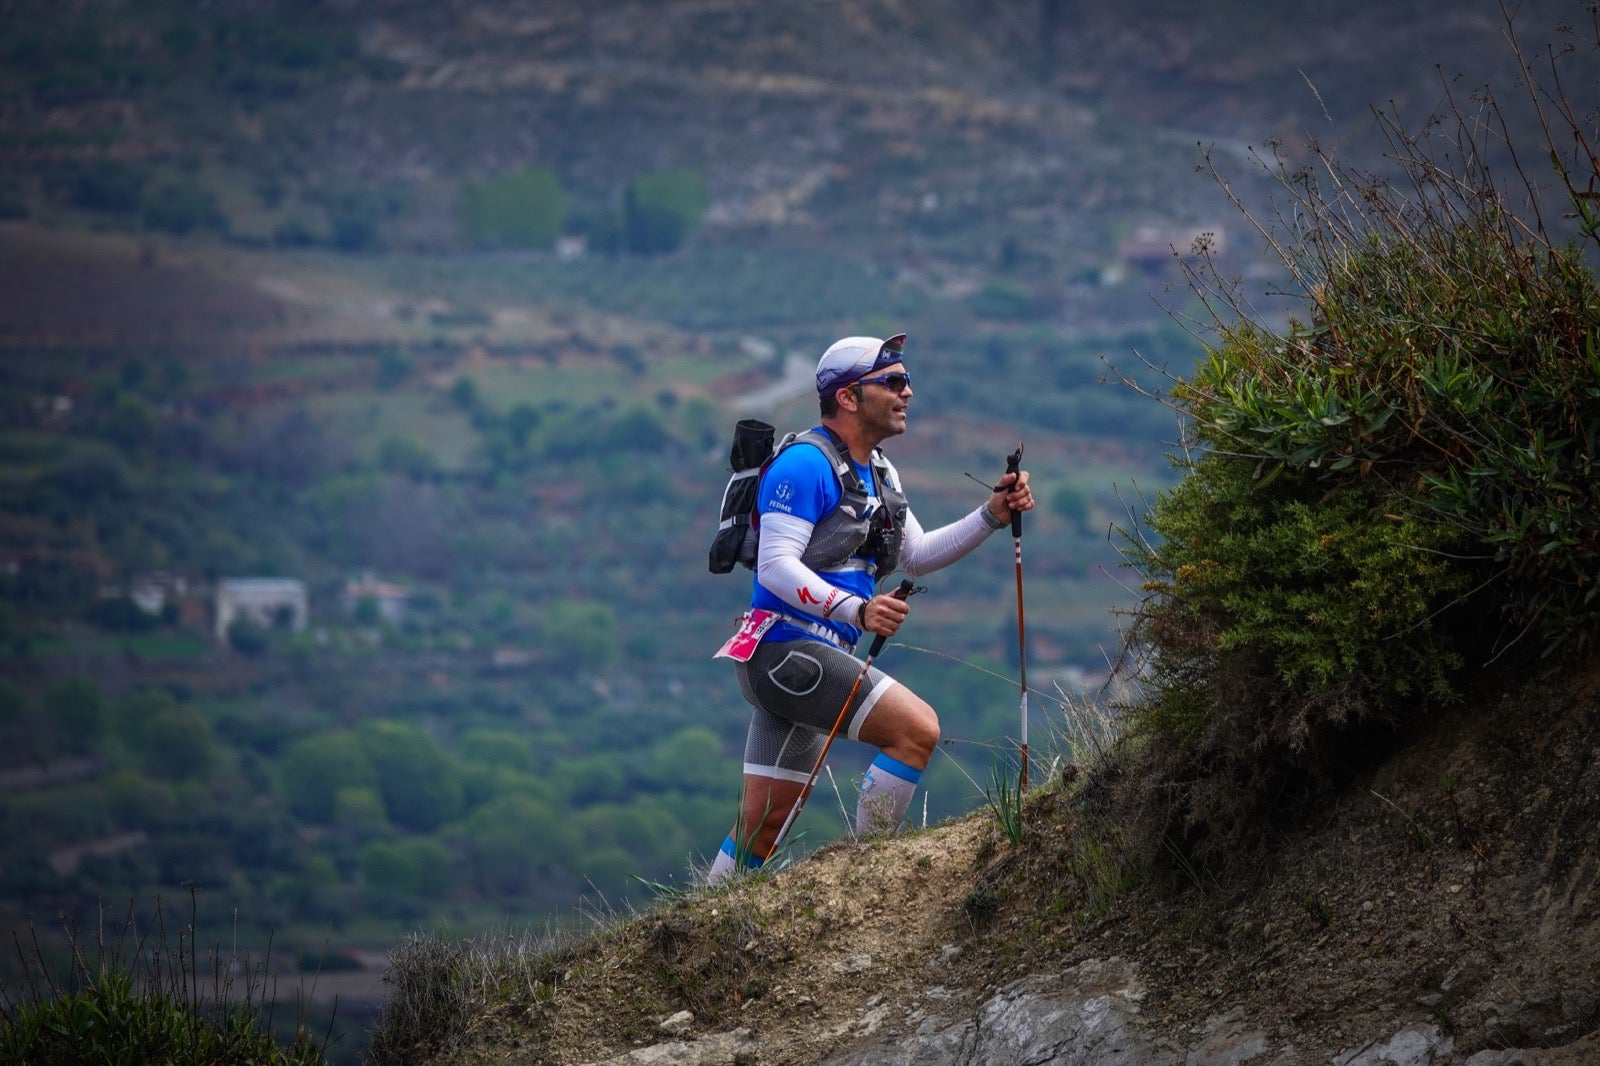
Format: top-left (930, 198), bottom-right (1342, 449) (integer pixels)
top-left (1005, 444), bottom-right (1024, 538)
top-left (866, 578), bottom-right (917, 657)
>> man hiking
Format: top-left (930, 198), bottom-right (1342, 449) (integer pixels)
top-left (707, 332), bottom-right (1034, 881)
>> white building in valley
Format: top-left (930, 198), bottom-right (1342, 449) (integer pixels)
top-left (214, 578), bottom-right (309, 641)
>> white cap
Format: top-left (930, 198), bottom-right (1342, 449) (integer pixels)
top-left (814, 333), bottom-right (907, 398)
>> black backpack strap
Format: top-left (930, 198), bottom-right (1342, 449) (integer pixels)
top-left (807, 426), bottom-right (866, 496)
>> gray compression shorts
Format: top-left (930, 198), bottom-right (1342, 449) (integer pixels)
top-left (734, 637), bottom-right (899, 783)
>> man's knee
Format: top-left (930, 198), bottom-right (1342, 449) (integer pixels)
top-left (893, 704), bottom-right (939, 764)
top-left (857, 688), bottom-right (940, 763)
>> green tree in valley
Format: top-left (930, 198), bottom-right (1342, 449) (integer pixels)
top-left (114, 689), bottom-right (213, 780)
top-left (333, 785), bottom-right (390, 840)
top-left (540, 599), bottom-right (617, 673)
top-left (358, 837), bottom-right (454, 898)
top-left (464, 794), bottom-right (578, 896)
top-left (0, 680), bottom-right (28, 735)
top-left (622, 168), bottom-right (708, 255)
top-left (102, 769), bottom-right (176, 829)
top-left (573, 799), bottom-right (689, 870)
top-left (458, 727), bottom-right (534, 771)
top-left (279, 731), bottom-right (375, 823)
top-left (134, 703), bottom-right (215, 781)
top-left (549, 752), bottom-right (626, 806)
top-left (358, 840), bottom-right (417, 894)
top-left (459, 166), bottom-right (566, 249)
top-left (356, 720), bottom-right (463, 831)
top-left (43, 676), bottom-right (105, 754)
top-left (641, 726), bottom-right (725, 794)
top-left (141, 178), bottom-right (225, 235)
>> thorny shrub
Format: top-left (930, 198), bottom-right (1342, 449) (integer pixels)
top-left (1109, 6), bottom-right (1600, 877)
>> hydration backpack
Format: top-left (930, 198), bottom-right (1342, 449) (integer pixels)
top-left (708, 419), bottom-right (906, 576)
top-left (708, 419), bottom-right (777, 574)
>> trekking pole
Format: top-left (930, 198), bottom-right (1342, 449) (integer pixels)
top-left (764, 577), bottom-right (917, 863)
top-left (1005, 444), bottom-right (1030, 793)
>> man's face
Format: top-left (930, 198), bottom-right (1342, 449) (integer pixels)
top-left (850, 362), bottom-right (912, 439)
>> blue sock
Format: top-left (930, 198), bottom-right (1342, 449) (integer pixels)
top-left (706, 833), bottom-right (765, 883)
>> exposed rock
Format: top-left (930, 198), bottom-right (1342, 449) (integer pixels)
top-left (820, 958), bottom-right (1180, 1065)
top-left (1332, 1025), bottom-right (1451, 1066)
top-left (581, 1026), bottom-right (755, 1066)
top-left (815, 963), bottom-right (1598, 1066)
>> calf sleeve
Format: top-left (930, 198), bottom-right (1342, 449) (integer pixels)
top-left (855, 752), bottom-right (922, 835)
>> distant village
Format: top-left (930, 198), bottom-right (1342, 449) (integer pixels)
top-left (102, 570), bottom-right (410, 643)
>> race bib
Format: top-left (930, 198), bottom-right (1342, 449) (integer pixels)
top-left (714, 609), bottom-right (779, 662)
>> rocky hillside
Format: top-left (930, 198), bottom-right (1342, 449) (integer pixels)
top-left (378, 652), bottom-right (1600, 1065)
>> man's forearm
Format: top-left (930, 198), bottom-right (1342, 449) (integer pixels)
top-left (757, 512), bottom-right (867, 622)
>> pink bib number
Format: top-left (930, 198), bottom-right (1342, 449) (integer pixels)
top-left (714, 609), bottom-right (779, 662)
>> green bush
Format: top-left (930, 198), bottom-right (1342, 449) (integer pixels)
top-left (1171, 166), bottom-right (1600, 658)
top-left (539, 599), bottom-right (617, 673)
top-left (1, 971), bottom-right (325, 1066)
top-left (279, 730), bottom-right (376, 823)
top-left (360, 837), bottom-right (454, 898)
top-left (1111, 39), bottom-right (1600, 874)
top-left (103, 769), bottom-right (178, 828)
top-left (356, 720), bottom-right (463, 831)
top-left (1128, 460), bottom-right (1468, 717)
top-left (130, 703), bottom-right (215, 781)
top-left (0, 678), bottom-right (28, 733)
top-left (459, 166), bottom-right (566, 249)
top-left (56, 160), bottom-right (146, 213)
top-left (227, 617), bottom-right (271, 655)
top-left (141, 178), bottom-right (225, 235)
top-left (465, 795), bottom-right (578, 895)
top-left (967, 281), bottom-right (1039, 320)
top-left (0, 898), bottom-right (326, 1065)
top-left (622, 168), bottom-right (708, 255)
top-left (334, 785), bottom-right (390, 839)
top-left (1119, 457), bottom-right (1473, 860)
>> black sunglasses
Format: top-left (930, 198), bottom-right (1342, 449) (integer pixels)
top-left (856, 371), bottom-right (912, 393)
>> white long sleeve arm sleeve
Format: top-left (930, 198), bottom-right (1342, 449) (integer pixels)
top-left (898, 506), bottom-right (1000, 577)
top-left (755, 512), bottom-right (867, 622)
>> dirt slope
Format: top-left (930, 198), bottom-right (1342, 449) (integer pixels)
top-left (411, 653), bottom-right (1600, 1064)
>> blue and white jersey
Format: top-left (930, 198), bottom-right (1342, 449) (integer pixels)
top-left (751, 436), bottom-right (879, 648)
